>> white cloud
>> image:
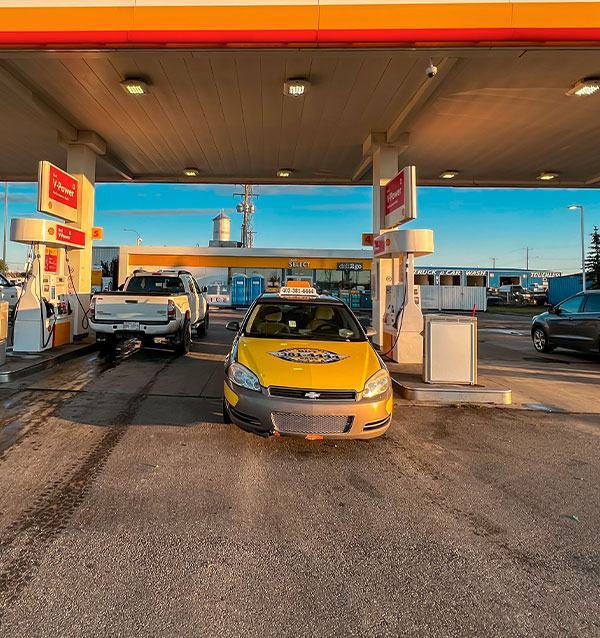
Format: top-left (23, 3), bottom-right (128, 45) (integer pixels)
top-left (7, 193), bottom-right (37, 204)
top-left (98, 208), bottom-right (221, 217)
top-left (293, 202), bottom-right (370, 211)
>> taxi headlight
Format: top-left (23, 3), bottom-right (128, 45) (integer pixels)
top-left (228, 362), bottom-right (261, 392)
top-left (362, 369), bottom-right (390, 399)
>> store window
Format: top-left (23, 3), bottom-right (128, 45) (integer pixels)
top-left (466, 275), bottom-right (487, 287)
top-left (315, 269), bottom-right (342, 294)
top-left (440, 275), bottom-right (461, 286)
top-left (314, 269), bottom-right (371, 294)
top-left (415, 274), bottom-right (434, 285)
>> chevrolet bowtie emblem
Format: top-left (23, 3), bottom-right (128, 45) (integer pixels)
top-left (305, 392), bottom-right (321, 399)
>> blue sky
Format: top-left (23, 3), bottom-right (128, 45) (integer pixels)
top-left (2, 182), bottom-right (598, 274)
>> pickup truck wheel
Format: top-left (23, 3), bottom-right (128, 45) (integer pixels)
top-left (197, 312), bottom-right (209, 337)
top-left (175, 318), bottom-right (191, 356)
top-left (223, 398), bottom-right (232, 424)
top-left (98, 335), bottom-right (117, 358)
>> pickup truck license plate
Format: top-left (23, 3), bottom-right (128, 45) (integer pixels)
top-left (123, 321), bottom-right (140, 331)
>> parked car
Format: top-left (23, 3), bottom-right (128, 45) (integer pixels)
top-left (529, 284), bottom-right (549, 305)
top-left (0, 273), bottom-right (21, 309)
top-left (531, 291), bottom-right (600, 354)
top-left (90, 269), bottom-right (209, 356)
top-left (223, 286), bottom-right (392, 440)
top-left (498, 284), bottom-right (532, 304)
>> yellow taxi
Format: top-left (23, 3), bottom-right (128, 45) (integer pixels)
top-left (223, 285), bottom-right (393, 439)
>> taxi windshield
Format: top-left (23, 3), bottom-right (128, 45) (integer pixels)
top-left (245, 301), bottom-right (365, 342)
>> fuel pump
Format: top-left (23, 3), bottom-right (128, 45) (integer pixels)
top-left (10, 218), bottom-right (85, 352)
top-left (374, 228), bottom-right (434, 364)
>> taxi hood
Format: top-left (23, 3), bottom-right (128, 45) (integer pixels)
top-left (236, 336), bottom-right (382, 392)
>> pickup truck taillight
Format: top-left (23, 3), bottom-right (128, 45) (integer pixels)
top-left (89, 297), bottom-right (96, 321)
top-left (167, 299), bottom-right (176, 321)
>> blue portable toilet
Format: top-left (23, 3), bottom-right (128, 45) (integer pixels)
top-left (249, 275), bottom-right (265, 303)
top-left (232, 275), bottom-right (248, 306)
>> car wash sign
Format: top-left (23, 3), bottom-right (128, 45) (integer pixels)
top-left (383, 165), bottom-right (417, 229)
top-left (37, 161), bottom-right (79, 223)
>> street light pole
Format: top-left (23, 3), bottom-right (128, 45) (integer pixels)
top-left (567, 205), bottom-right (586, 292)
top-left (123, 228), bottom-right (142, 246)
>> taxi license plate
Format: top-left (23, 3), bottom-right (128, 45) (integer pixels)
top-left (123, 321), bottom-right (140, 330)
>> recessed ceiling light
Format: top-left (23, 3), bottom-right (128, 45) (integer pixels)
top-left (566, 78), bottom-right (600, 96)
top-left (277, 169), bottom-right (293, 178)
top-left (537, 172), bottom-right (559, 181)
top-left (283, 79), bottom-right (310, 97)
top-left (440, 170), bottom-right (459, 179)
top-left (183, 168), bottom-right (200, 177)
top-left (120, 78), bottom-right (150, 95)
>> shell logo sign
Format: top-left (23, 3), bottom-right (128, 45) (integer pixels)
top-left (0, 1), bottom-right (598, 47)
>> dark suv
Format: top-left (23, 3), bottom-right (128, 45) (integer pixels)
top-left (531, 291), bottom-right (600, 354)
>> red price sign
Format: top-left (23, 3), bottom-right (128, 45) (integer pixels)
top-left (373, 236), bottom-right (386, 256)
top-left (385, 172), bottom-right (405, 218)
top-left (48, 164), bottom-right (78, 210)
top-left (56, 224), bottom-right (85, 247)
top-left (37, 161), bottom-right (79, 223)
top-left (383, 166), bottom-right (417, 229)
top-left (45, 248), bottom-right (58, 273)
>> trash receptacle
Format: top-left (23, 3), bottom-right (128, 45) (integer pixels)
top-left (423, 314), bottom-right (477, 384)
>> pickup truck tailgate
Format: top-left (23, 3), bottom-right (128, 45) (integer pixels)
top-left (94, 295), bottom-right (169, 323)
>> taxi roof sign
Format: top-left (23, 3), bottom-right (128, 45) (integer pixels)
top-left (279, 286), bottom-right (319, 298)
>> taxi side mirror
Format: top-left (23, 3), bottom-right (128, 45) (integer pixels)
top-left (548, 305), bottom-right (556, 314)
top-left (226, 321), bottom-right (240, 332)
top-left (365, 327), bottom-right (376, 338)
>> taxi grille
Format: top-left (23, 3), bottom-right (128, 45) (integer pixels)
top-left (271, 413), bottom-right (353, 435)
top-left (268, 387), bottom-right (357, 401)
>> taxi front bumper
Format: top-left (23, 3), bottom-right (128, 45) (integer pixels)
top-left (224, 381), bottom-right (393, 439)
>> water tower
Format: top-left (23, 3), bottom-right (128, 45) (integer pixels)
top-left (208, 211), bottom-right (240, 247)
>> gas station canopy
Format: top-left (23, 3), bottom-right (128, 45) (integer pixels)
top-left (1, 1), bottom-right (600, 187)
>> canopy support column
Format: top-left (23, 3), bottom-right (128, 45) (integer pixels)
top-left (66, 138), bottom-right (101, 336)
top-left (371, 144), bottom-right (398, 347)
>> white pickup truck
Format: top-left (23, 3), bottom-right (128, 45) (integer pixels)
top-left (90, 270), bottom-right (209, 356)
top-left (0, 273), bottom-right (20, 310)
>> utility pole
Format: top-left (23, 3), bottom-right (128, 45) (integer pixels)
top-left (234, 185), bottom-right (259, 248)
top-left (241, 184), bottom-right (250, 247)
top-left (490, 257), bottom-right (496, 269)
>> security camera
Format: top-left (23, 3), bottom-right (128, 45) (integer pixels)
top-left (426, 62), bottom-right (438, 78)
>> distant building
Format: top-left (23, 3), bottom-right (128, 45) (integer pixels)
top-left (92, 245), bottom-right (561, 310)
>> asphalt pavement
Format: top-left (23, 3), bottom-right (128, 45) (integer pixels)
top-left (0, 309), bottom-right (599, 637)
top-left (477, 313), bottom-right (600, 412)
